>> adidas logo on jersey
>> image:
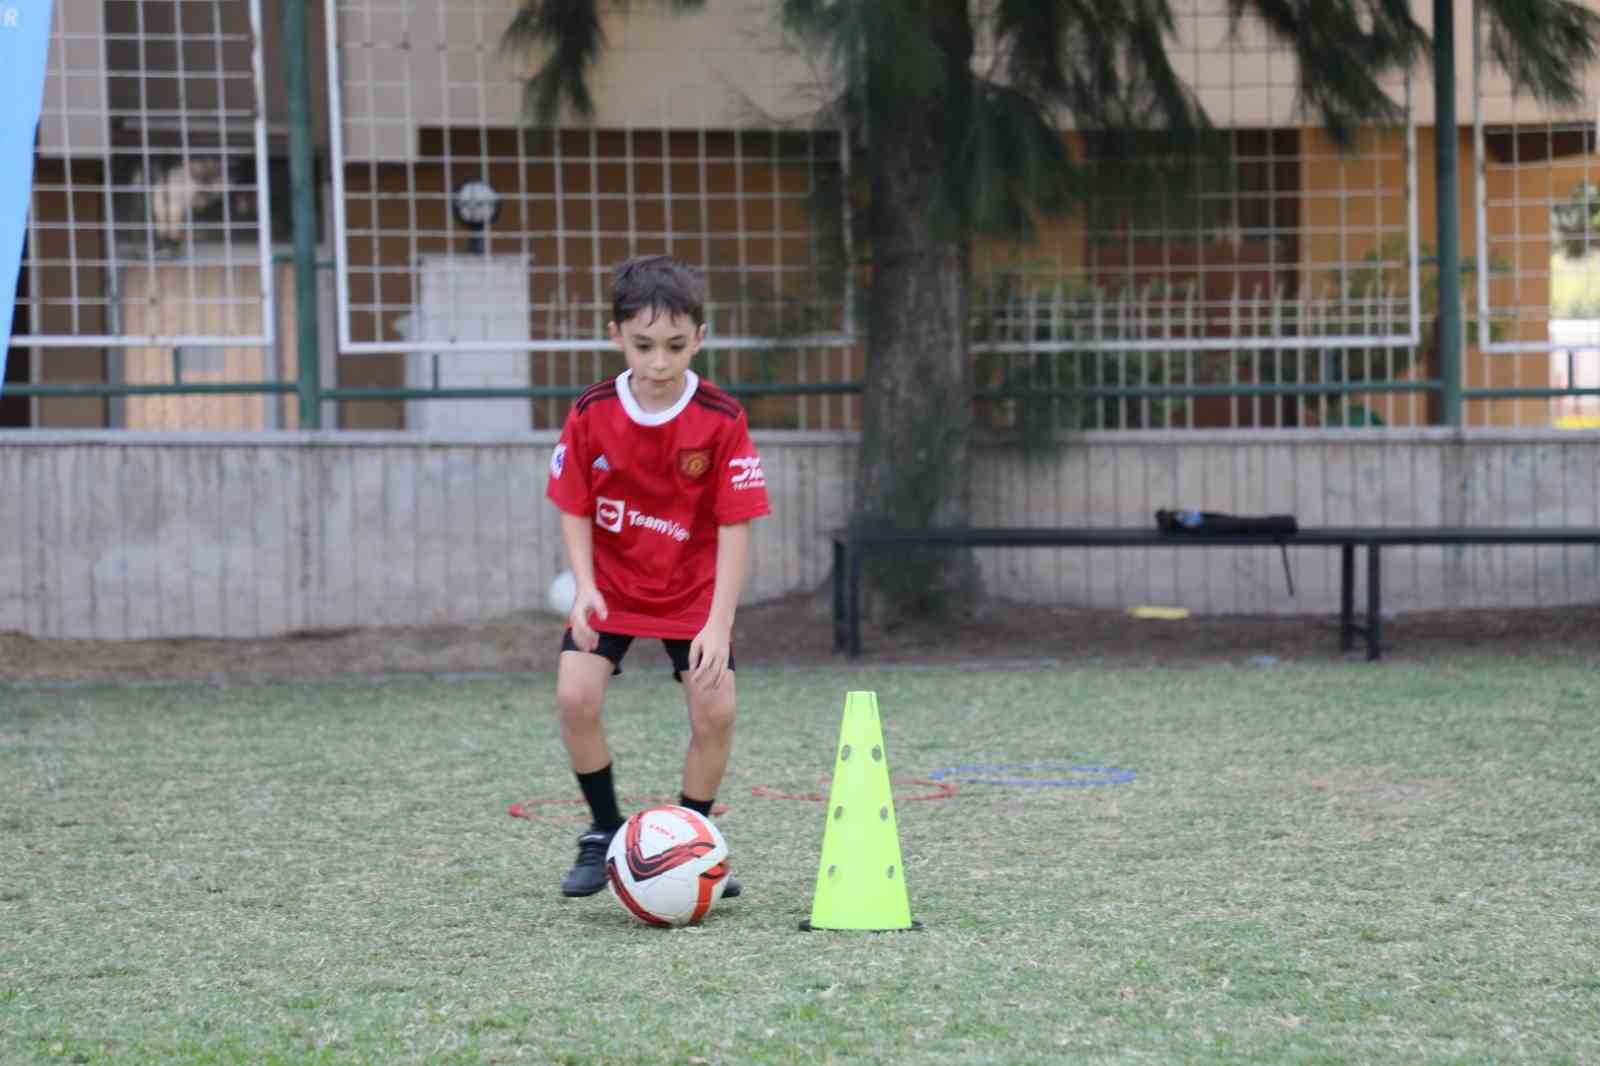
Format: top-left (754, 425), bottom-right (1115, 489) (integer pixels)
top-left (592, 454), bottom-right (610, 471)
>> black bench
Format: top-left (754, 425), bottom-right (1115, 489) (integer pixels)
top-left (829, 526), bottom-right (1600, 661)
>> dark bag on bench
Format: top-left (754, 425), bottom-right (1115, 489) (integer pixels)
top-left (1156, 509), bottom-right (1301, 595)
top-left (1156, 509), bottom-right (1299, 536)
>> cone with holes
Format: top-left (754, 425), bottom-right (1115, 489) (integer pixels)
top-left (800, 691), bottom-right (920, 931)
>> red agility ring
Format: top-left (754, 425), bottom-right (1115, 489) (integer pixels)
top-left (508, 795), bottom-right (729, 825)
top-left (749, 777), bottom-right (958, 803)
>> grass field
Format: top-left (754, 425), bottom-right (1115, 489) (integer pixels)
top-left (3, 660), bottom-right (1598, 1064)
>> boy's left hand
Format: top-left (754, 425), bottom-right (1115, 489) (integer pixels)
top-left (688, 622), bottom-right (733, 689)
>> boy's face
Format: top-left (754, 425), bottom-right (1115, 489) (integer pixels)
top-left (609, 306), bottom-right (706, 409)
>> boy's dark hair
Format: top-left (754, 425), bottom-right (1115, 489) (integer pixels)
top-left (610, 255), bottom-right (707, 328)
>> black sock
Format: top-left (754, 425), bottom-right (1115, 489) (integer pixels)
top-left (577, 764), bottom-right (624, 833)
top-left (678, 792), bottom-right (714, 818)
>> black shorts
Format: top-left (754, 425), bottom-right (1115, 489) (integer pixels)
top-left (561, 629), bottom-right (735, 682)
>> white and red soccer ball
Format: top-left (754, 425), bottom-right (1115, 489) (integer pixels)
top-left (605, 805), bottom-right (730, 927)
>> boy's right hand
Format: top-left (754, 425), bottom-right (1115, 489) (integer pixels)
top-left (568, 586), bottom-right (609, 652)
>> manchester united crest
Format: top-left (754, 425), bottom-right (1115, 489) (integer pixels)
top-left (678, 448), bottom-right (712, 479)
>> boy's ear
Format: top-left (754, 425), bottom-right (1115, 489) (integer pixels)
top-left (607, 321), bottom-right (622, 348)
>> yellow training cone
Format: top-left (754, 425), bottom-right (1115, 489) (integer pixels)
top-left (801, 691), bottom-right (920, 932)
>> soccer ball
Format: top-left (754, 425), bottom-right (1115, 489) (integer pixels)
top-left (546, 570), bottom-right (576, 616)
top-left (605, 805), bottom-right (730, 927)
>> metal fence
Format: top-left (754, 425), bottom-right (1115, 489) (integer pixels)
top-left (323, 0), bottom-right (856, 432)
top-left (1472, 0), bottom-right (1600, 428)
top-left (971, 278), bottom-right (1422, 431)
top-left (11, 0), bottom-right (283, 430)
top-left (5, 0), bottom-right (1600, 433)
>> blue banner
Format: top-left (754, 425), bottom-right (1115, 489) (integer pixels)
top-left (1, 0), bottom-right (56, 397)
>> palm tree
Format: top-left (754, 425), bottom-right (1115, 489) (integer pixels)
top-left (506, 0), bottom-right (1599, 619)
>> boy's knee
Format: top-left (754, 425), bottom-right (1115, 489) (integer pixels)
top-left (556, 676), bottom-right (604, 723)
top-left (688, 689), bottom-right (737, 735)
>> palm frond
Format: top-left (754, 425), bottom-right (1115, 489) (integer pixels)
top-left (500, 0), bottom-right (703, 125)
top-left (1230, 0), bottom-right (1425, 146)
top-left (1480, 0), bottom-right (1600, 105)
top-left (500, 0), bottom-right (604, 123)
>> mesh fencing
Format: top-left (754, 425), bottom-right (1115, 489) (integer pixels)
top-left (10, 1), bottom-right (1600, 432)
top-left (326, 0), bottom-right (855, 431)
top-left (1472, 0), bottom-right (1600, 428)
top-left (19, 0), bottom-right (281, 429)
top-left (971, 0), bottom-right (1423, 431)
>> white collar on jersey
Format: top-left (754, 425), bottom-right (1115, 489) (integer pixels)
top-left (616, 368), bottom-right (700, 426)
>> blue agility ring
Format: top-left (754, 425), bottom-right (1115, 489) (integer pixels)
top-left (928, 763), bottom-right (1135, 787)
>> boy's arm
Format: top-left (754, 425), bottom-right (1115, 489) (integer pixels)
top-left (559, 511), bottom-right (608, 651)
top-left (689, 521), bottom-right (752, 687)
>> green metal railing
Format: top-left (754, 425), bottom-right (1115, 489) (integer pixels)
top-left (1433, 0), bottom-right (1465, 427)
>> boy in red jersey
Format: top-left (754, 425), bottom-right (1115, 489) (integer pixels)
top-left (545, 255), bottom-right (771, 898)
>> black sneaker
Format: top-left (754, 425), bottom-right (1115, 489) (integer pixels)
top-left (721, 876), bottom-right (742, 899)
top-left (560, 828), bottom-right (616, 897)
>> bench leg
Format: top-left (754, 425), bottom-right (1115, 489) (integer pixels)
top-left (1339, 543), bottom-right (1356, 652)
top-left (1366, 544), bottom-right (1382, 661)
top-left (847, 543), bottom-right (865, 658)
top-left (832, 539), bottom-right (846, 652)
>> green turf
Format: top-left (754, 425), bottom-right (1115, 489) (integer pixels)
top-left (3, 661), bottom-right (1598, 1064)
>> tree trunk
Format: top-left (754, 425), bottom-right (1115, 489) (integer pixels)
top-left (850, 0), bottom-right (979, 622)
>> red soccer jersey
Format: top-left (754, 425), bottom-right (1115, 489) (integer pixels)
top-left (546, 370), bottom-right (772, 639)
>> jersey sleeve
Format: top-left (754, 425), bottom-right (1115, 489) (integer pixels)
top-left (713, 410), bottom-right (772, 525)
top-left (545, 408), bottom-right (592, 516)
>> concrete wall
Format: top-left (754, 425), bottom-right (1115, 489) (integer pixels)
top-left (0, 430), bottom-right (855, 640)
top-left (1, 430), bottom-right (1596, 640)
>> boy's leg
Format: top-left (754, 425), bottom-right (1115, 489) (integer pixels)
top-left (557, 647), bottom-right (617, 782)
top-left (556, 642), bottom-right (624, 897)
top-left (679, 665), bottom-right (743, 898)
top-left (680, 669), bottom-right (737, 803)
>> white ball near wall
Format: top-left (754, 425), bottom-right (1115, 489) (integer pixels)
top-left (546, 570), bottom-right (577, 617)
